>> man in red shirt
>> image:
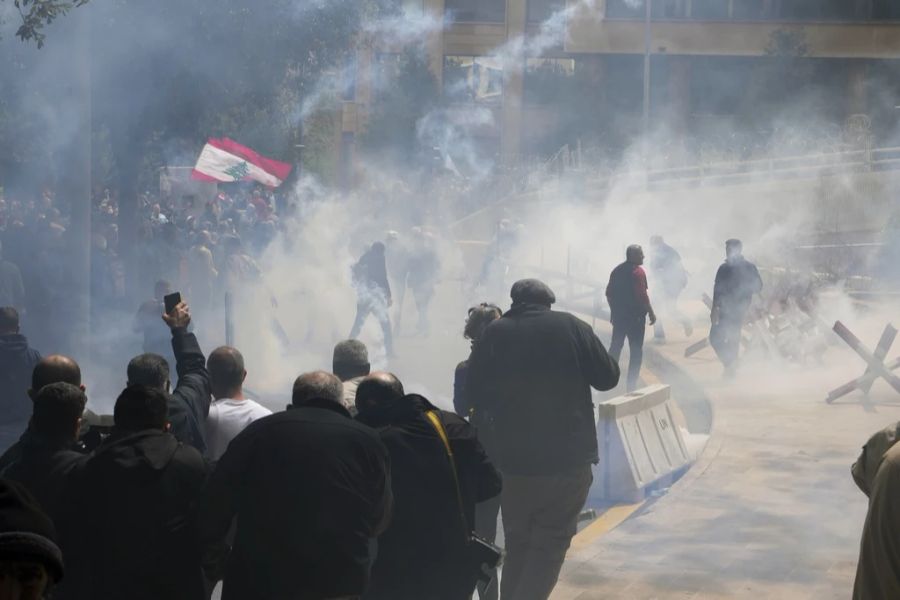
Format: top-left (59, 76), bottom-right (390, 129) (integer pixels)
top-left (606, 245), bottom-right (657, 391)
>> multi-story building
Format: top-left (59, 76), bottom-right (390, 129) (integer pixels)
top-left (338, 0), bottom-right (900, 179)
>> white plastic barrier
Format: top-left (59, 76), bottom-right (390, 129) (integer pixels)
top-left (591, 384), bottom-right (692, 503)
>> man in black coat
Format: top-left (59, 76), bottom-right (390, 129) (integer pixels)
top-left (356, 373), bottom-right (502, 600)
top-left (349, 241), bottom-right (394, 357)
top-left (198, 371), bottom-right (392, 600)
top-left (126, 300), bottom-right (212, 454)
top-left (467, 279), bottom-right (620, 600)
top-left (56, 385), bottom-right (208, 600)
top-left (0, 307), bottom-right (41, 434)
top-left (710, 239), bottom-right (763, 377)
top-left (0, 383), bottom-right (86, 518)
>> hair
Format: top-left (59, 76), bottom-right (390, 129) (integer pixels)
top-left (626, 244), bottom-right (643, 260)
top-left (0, 307), bottom-right (19, 334)
top-left (127, 354), bottom-right (170, 390)
top-left (31, 355), bottom-right (81, 392)
top-left (464, 303), bottom-right (502, 342)
top-left (114, 385), bottom-right (169, 432)
top-left (154, 280), bottom-right (172, 298)
top-left (31, 383), bottom-right (86, 441)
top-left (291, 371), bottom-right (344, 407)
top-left (355, 373), bottom-right (404, 415)
top-left (726, 238), bottom-right (743, 251)
top-left (208, 346), bottom-right (245, 396)
top-left (332, 340), bottom-right (370, 381)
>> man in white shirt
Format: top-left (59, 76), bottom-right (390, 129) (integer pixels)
top-left (333, 340), bottom-right (371, 412)
top-left (205, 346), bottom-right (271, 461)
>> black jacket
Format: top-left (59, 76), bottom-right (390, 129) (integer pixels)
top-left (357, 394), bottom-right (501, 600)
top-left (353, 247), bottom-right (392, 301)
top-left (168, 329), bottom-right (212, 454)
top-left (0, 333), bottom-right (41, 425)
top-left (198, 399), bottom-right (392, 600)
top-left (57, 430), bottom-right (207, 600)
top-left (0, 429), bottom-right (84, 518)
top-left (713, 256), bottom-right (763, 317)
top-left (466, 303), bottom-right (620, 475)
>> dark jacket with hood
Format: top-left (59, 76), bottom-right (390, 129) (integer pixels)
top-left (168, 329), bottom-right (212, 455)
top-left (352, 246), bottom-right (392, 301)
top-left (0, 333), bottom-right (41, 425)
top-left (466, 302), bottom-right (620, 475)
top-left (56, 429), bottom-right (207, 600)
top-left (0, 429), bottom-right (84, 518)
top-left (198, 398), bottom-right (392, 600)
top-left (357, 394), bottom-right (501, 600)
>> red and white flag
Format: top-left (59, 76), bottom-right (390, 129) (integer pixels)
top-left (192, 138), bottom-right (293, 187)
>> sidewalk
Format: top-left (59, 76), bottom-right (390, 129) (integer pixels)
top-left (552, 322), bottom-right (900, 599)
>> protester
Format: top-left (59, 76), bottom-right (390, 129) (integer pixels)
top-left (357, 372), bottom-right (502, 600)
top-left (332, 339), bottom-right (371, 411)
top-left (649, 235), bottom-right (692, 342)
top-left (0, 479), bottom-right (64, 600)
top-left (452, 302), bottom-right (503, 600)
top-left (710, 239), bottom-right (763, 377)
top-left (205, 346), bottom-right (271, 461)
top-left (467, 279), bottom-right (620, 600)
top-left (198, 371), bottom-right (392, 600)
top-left (0, 383), bottom-right (85, 518)
top-left (57, 385), bottom-right (207, 600)
top-left (0, 242), bottom-right (25, 313)
top-left (404, 228), bottom-right (440, 336)
top-left (0, 308), bottom-right (41, 430)
top-left (606, 244), bottom-right (656, 392)
top-left (126, 300), bottom-right (212, 454)
top-left (350, 242), bottom-right (394, 357)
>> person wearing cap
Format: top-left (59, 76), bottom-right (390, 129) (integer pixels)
top-left (466, 279), bottom-right (619, 600)
top-left (332, 339), bottom-right (371, 411)
top-left (710, 239), bottom-right (763, 378)
top-left (606, 244), bottom-right (657, 392)
top-left (0, 479), bottom-right (64, 600)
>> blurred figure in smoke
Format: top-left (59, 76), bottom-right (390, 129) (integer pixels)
top-left (405, 228), bottom-right (440, 336)
top-left (649, 235), bottom-right (692, 343)
top-left (133, 280), bottom-right (177, 368)
top-left (710, 239), bottom-right (763, 378)
top-left (475, 220), bottom-right (519, 302)
top-left (356, 372), bottom-right (501, 600)
top-left (187, 237), bottom-right (218, 312)
top-left (606, 245), bottom-right (657, 392)
top-left (350, 242), bottom-right (394, 358)
top-left (0, 308), bottom-right (41, 435)
top-left (454, 302), bottom-right (503, 600)
top-left (0, 242), bottom-right (25, 314)
top-left (333, 339), bottom-right (371, 412)
top-left (467, 279), bottom-right (620, 600)
top-left (198, 371), bottom-right (391, 600)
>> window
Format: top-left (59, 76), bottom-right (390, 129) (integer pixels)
top-left (342, 57), bottom-right (357, 102)
top-left (524, 58), bottom-right (576, 104)
top-left (731, 0), bottom-right (775, 20)
top-left (606, 0), bottom-right (643, 19)
top-left (653, 0), bottom-right (687, 18)
top-left (779, 0), bottom-right (860, 20)
top-left (690, 0), bottom-right (728, 19)
top-left (443, 56), bottom-right (503, 104)
top-left (874, 0), bottom-right (900, 19)
top-left (527, 0), bottom-right (566, 23)
top-left (444, 0), bottom-right (505, 23)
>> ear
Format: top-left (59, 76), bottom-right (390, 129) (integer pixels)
top-left (27, 389), bottom-right (35, 401)
top-left (80, 384), bottom-right (86, 393)
top-left (73, 417), bottom-right (83, 440)
top-left (164, 422), bottom-right (171, 433)
top-left (242, 370), bottom-right (247, 384)
top-left (166, 381), bottom-right (171, 394)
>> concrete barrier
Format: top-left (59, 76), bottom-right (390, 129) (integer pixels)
top-left (591, 384), bottom-right (692, 503)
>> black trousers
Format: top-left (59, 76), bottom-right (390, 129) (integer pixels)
top-left (609, 317), bottom-right (646, 392)
top-left (710, 313), bottom-right (743, 368)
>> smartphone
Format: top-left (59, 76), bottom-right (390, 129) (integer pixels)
top-left (163, 292), bottom-right (182, 315)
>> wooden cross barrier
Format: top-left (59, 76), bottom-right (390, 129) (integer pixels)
top-left (826, 321), bottom-right (900, 403)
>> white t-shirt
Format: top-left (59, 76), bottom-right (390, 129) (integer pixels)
top-left (206, 397), bottom-right (272, 461)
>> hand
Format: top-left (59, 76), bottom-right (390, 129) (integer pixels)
top-left (648, 311), bottom-right (657, 326)
top-left (162, 301), bottom-right (191, 331)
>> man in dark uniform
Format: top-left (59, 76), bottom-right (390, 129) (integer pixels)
top-left (710, 239), bottom-right (763, 377)
top-left (350, 242), bottom-right (394, 357)
top-left (606, 245), bottom-right (656, 392)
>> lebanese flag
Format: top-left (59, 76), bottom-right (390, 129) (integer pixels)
top-left (192, 138), bottom-right (293, 187)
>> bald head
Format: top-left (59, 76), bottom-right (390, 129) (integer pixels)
top-left (626, 244), bottom-right (644, 265)
top-left (355, 372), bottom-right (404, 415)
top-left (292, 371), bottom-right (344, 407)
top-left (208, 346), bottom-right (246, 399)
top-left (31, 355), bottom-right (82, 398)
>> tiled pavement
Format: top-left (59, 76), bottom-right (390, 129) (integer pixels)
top-left (552, 322), bottom-right (900, 599)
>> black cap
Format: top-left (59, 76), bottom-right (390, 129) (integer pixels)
top-left (0, 479), bottom-right (64, 582)
top-left (510, 279), bottom-right (556, 307)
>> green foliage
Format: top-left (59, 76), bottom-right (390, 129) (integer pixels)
top-left (7, 0), bottom-right (89, 48)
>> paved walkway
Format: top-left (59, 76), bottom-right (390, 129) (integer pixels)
top-left (552, 317), bottom-right (900, 599)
